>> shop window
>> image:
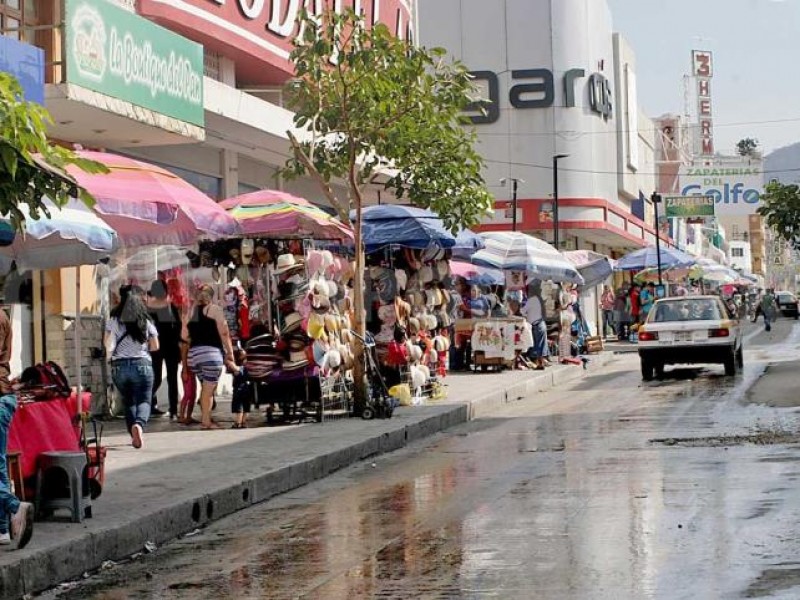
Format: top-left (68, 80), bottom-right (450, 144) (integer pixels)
top-left (0, 0), bottom-right (36, 43)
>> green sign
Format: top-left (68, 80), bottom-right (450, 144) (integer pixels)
top-left (663, 195), bottom-right (715, 219)
top-left (65, 0), bottom-right (204, 126)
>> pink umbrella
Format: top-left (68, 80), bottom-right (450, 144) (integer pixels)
top-left (66, 151), bottom-right (238, 247)
top-left (222, 189), bottom-right (352, 240)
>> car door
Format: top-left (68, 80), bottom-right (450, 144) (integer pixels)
top-left (721, 298), bottom-right (743, 350)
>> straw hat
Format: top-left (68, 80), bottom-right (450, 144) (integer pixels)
top-left (433, 335), bottom-right (451, 352)
top-left (307, 313), bottom-right (326, 339)
top-left (324, 314), bottom-right (339, 333)
top-left (282, 312), bottom-right (303, 334)
top-left (419, 265), bottom-right (434, 284)
top-left (275, 254), bottom-right (304, 275)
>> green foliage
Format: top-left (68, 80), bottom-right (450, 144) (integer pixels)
top-left (0, 73), bottom-right (106, 229)
top-left (736, 137), bottom-right (759, 158)
top-left (280, 8), bottom-right (493, 232)
top-left (758, 180), bottom-right (800, 248)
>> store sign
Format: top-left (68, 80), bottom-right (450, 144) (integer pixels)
top-left (663, 195), bottom-right (715, 219)
top-left (466, 67), bottom-right (613, 125)
top-left (138, 0), bottom-right (413, 83)
top-left (693, 50), bottom-right (714, 157)
top-left (679, 162), bottom-right (763, 216)
top-left (65, 0), bottom-right (205, 126)
top-left (0, 36), bottom-right (44, 104)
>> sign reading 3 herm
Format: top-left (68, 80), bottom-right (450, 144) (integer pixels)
top-left (65, 0), bottom-right (204, 127)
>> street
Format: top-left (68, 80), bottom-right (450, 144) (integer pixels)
top-left (45, 318), bottom-right (800, 600)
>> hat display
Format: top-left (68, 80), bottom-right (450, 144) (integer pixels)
top-left (419, 265), bottom-right (434, 284)
top-left (275, 254), bottom-right (304, 275)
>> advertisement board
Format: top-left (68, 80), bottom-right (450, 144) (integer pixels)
top-left (663, 195), bottom-right (715, 219)
top-left (0, 36), bottom-right (44, 104)
top-left (65, 0), bottom-right (204, 126)
top-left (679, 161), bottom-right (763, 216)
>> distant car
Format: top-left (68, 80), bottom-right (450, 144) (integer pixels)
top-left (638, 295), bottom-right (743, 381)
top-left (775, 291), bottom-right (799, 319)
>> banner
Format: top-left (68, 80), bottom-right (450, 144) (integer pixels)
top-left (679, 161), bottom-right (763, 216)
top-left (65, 0), bottom-right (204, 126)
top-left (663, 195), bottom-right (715, 219)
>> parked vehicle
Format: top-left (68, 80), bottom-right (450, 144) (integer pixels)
top-left (775, 291), bottom-right (799, 319)
top-left (638, 296), bottom-right (743, 381)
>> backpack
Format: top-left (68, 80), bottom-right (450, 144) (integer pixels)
top-left (20, 361), bottom-right (71, 400)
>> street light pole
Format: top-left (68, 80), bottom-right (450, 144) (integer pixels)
top-left (552, 154), bottom-right (569, 249)
top-left (512, 178), bottom-right (518, 232)
top-left (651, 192), bottom-right (664, 287)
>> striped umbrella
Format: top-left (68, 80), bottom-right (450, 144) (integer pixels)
top-left (616, 246), bottom-right (696, 271)
top-left (471, 231), bottom-right (584, 284)
top-left (223, 190), bottom-right (352, 240)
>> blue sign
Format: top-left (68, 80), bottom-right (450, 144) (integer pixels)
top-left (0, 36), bottom-right (44, 104)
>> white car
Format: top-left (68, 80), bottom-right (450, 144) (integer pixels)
top-left (638, 295), bottom-right (743, 381)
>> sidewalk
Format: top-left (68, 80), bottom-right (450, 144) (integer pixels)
top-left (0, 352), bottom-right (615, 599)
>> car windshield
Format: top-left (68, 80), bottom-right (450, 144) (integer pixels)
top-left (777, 293), bottom-right (795, 302)
top-left (650, 299), bottom-right (722, 322)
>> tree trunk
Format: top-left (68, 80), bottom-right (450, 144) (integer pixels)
top-left (351, 199), bottom-right (367, 416)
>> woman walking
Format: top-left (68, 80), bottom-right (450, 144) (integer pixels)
top-left (147, 280), bottom-right (182, 420)
top-left (182, 284), bottom-right (237, 430)
top-left (106, 285), bottom-right (159, 449)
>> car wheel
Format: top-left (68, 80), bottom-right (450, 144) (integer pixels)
top-left (736, 346), bottom-right (744, 368)
top-left (724, 349), bottom-right (737, 377)
top-left (641, 359), bottom-right (654, 381)
top-left (655, 362), bottom-right (665, 379)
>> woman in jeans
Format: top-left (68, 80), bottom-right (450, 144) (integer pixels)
top-left (182, 285), bottom-right (236, 430)
top-left (106, 285), bottom-right (159, 449)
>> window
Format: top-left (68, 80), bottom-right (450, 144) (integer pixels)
top-left (652, 299), bottom-right (721, 322)
top-left (731, 248), bottom-right (745, 258)
top-left (0, 0), bottom-right (36, 43)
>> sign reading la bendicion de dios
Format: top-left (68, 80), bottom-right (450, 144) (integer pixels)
top-left (65, 0), bottom-right (204, 127)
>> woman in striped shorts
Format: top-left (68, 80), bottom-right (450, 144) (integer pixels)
top-left (182, 284), bottom-right (237, 429)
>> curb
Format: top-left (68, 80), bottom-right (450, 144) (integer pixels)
top-left (2, 353), bottom-right (616, 599)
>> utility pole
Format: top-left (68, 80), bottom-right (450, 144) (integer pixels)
top-left (652, 192), bottom-right (664, 286)
top-left (552, 154), bottom-right (569, 249)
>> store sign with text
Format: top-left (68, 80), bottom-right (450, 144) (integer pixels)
top-left (66, 0), bottom-right (204, 126)
top-left (663, 195), bottom-right (715, 219)
top-left (679, 163), bottom-right (763, 216)
top-left (138, 0), bottom-right (413, 84)
top-left (466, 68), bottom-right (613, 124)
top-left (693, 50), bottom-right (714, 157)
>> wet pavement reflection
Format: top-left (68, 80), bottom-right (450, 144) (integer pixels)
top-left (46, 320), bottom-right (800, 600)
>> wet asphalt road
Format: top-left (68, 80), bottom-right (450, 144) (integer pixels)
top-left (46, 319), bottom-right (800, 600)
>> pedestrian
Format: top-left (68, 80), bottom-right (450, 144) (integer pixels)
top-left (182, 284), bottom-right (237, 430)
top-left (640, 282), bottom-right (656, 322)
top-left (557, 284), bottom-right (575, 360)
top-left (613, 286), bottom-right (630, 340)
top-left (147, 280), bottom-right (182, 420)
top-left (0, 308), bottom-right (33, 549)
top-left (106, 285), bottom-right (159, 449)
top-left (467, 285), bottom-right (491, 318)
top-left (628, 284), bottom-right (641, 325)
top-left (761, 288), bottom-right (778, 332)
top-left (600, 284), bottom-right (615, 339)
top-left (231, 348), bottom-right (252, 429)
top-left (522, 280), bottom-right (549, 369)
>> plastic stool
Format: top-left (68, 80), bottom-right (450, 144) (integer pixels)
top-left (35, 451), bottom-right (92, 523)
top-left (6, 451), bottom-right (24, 500)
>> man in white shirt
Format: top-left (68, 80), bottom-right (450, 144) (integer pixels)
top-left (522, 280), bottom-right (549, 368)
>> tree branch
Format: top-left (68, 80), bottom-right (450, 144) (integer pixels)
top-left (287, 131), bottom-right (350, 223)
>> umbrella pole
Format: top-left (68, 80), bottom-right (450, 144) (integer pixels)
top-left (74, 266), bottom-right (83, 417)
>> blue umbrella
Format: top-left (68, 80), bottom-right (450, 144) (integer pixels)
top-left (616, 246), bottom-right (696, 271)
top-left (451, 228), bottom-right (485, 260)
top-left (471, 231), bottom-right (584, 284)
top-left (357, 205), bottom-right (456, 253)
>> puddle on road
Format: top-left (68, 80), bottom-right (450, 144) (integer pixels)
top-left (651, 430), bottom-right (800, 448)
top-left (745, 567), bottom-right (800, 598)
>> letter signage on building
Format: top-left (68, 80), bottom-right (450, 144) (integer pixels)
top-left (663, 195), bottom-right (715, 219)
top-left (138, 0), bottom-right (413, 85)
top-left (679, 161), bottom-right (763, 216)
top-left (65, 0), bottom-right (204, 126)
top-left (693, 50), bottom-right (714, 157)
top-left (466, 67), bottom-right (613, 125)
top-left (0, 36), bottom-right (44, 104)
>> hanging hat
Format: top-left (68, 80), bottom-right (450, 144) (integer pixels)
top-left (433, 335), bottom-right (451, 352)
top-left (284, 354), bottom-right (309, 370)
top-left (320, 251), bottom-right (334, 272)
top-left (407, 317), bottom-right (420, 335)
top-left (326, 280), bottom-right (338, 299)
top-left (307, 313), bottom-right (326, 339)
top-left (282, 312), bottom-right (303, 334)
top-left (419, 265), bottom-right (434, 284)
top-left (324, 314), bottom-right (339, 333)
top-left (410, 365), bottom-right (426, 391)
top-left (307, 250), bottom-right (324, 276)
top-left (408, 344), bottom-right (423, 363)
top-left (287, 337), bottom-right (307, 353)
top-left (395, 270), bottom-right (408, 292)
top-left (241, 239), bottom-right (255, 266)
top-left (378, 304), bottom-right (397, 325)
top-left (275, 254), bottom-right (304, 275)
top-left (419, 364), bottom-right (431, 381)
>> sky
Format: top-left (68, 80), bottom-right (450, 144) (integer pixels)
top-left (607, 0), bottom-right (800, 156)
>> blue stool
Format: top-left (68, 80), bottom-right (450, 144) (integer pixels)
top-left (35, 451), bottom-right (92, 523)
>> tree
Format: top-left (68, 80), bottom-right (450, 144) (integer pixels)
top-left (280, 9), bottom-right (493, 412)
top-left (758, 180), bottom-right (800, 249)
top-left (736, 137), bottom-right (759, 158)
top-left (0, 73), bottom-right (105, 229)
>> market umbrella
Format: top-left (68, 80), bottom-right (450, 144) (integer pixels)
top-left (615, 246), bottom-right (696, 271)
top-left (222, 189), bottom-right (353, 240)
top-left (690, 258), bottom-right (738, 283)
top-left (358, 205), bottom-right (457, 253)
top-left (563, 250), bottom-right (615, 288)
top-left (113, 245), bottom-right (192, 285)
top-left (471, 231), bottom-right (584, 284)
top-left (450, 260), bottom-right (504, 286)
top-left (451, 228), bottom-right (485, 260)
top-left (0, 200), bottom-right (119, 417)
top-left (634, 267), bottom-right (691, 284)
top-left (66, 151), bottom-right (239, 247)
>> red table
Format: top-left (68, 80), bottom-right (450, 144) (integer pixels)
top-left (7, 393), bottom-right (90, 479)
